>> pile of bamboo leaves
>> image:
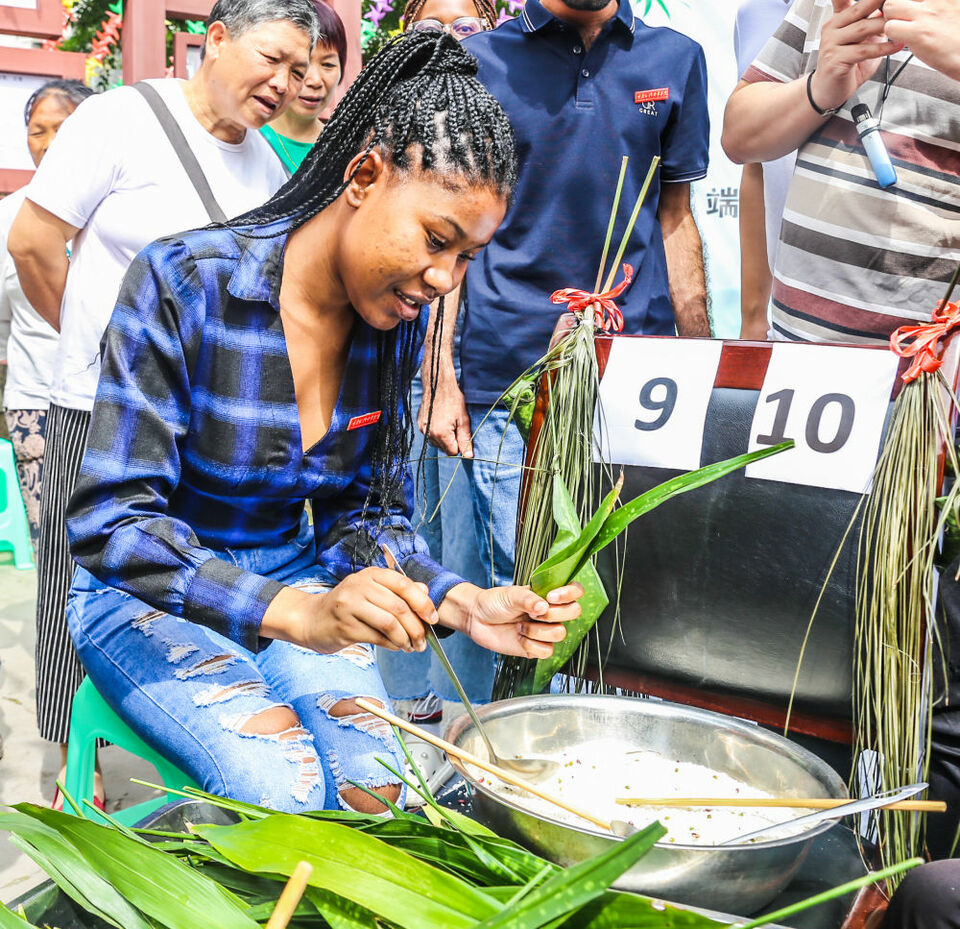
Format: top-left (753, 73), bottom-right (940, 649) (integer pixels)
top-left (0, 778), bottom-right (922, 929)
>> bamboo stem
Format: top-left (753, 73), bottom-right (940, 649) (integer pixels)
top-left (734, 858), bottom-right (924, 929)
top-left (615, 797), bottom-right (945, 812)
top-left (595, 155), bottom-right (629, 293)
top-left (265, 861), bottom-right (313, 929)
top-left (602, 155), bottom-right (660, 293)
top-left (354, 698), bottom-right (613, 832)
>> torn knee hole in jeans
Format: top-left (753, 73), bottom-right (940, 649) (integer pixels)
top-left (174, 652), bottom-right (240, 681)
top-left (326, 749), bottom-right (402, 813)
top-left (161, 637), bottom-right (199, 665)
top-left (193, 679), bottom-right (269, 707)
top-left (221, 705), bottom-right (321, 803)
top-left (317, 695), bottom-right (393, 742)
top-left (336, 643), bottom-right (377, 669)
top-left (131, 610), bottom-right (165, 638)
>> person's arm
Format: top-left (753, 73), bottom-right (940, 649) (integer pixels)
top-left (66, 240), bottom-right (294, 652)
top-left (883, 0), bottom-right (960, 81)
top-left (8, 199), bottom-right (77, 331)
top-left (722, 0), bottom-right (902, 164)
top-left (659, 183), bottom-right (710, 338)
top-left (418, 285), bottom-right (473, 457)
top-left (739, 163), bottom-right (772, 341)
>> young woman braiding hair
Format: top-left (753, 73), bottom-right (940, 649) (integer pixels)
top-left (65, 32), bottom-right (583, 814)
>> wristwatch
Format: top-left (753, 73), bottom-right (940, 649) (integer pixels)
top-left (806, 71), bottom-right (842, 118)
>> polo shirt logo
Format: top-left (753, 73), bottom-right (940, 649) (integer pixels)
top-left (635, 87), bottom-right (669, 117)
top-left (635, 88), bottom-right (670, 104)
top-left (347, 411), bottom-right (382, 430)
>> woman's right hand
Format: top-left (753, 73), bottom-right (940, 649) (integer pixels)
top-left (262, 568), bottom-right (438, 653)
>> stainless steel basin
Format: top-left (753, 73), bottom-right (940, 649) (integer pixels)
top-left (445, 693), bottom-right (848, 914)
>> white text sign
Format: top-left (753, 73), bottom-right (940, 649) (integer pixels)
top-left (594, 338), bottom-right (722, 471)
top-left (746, 344), bottom-right (898, 493)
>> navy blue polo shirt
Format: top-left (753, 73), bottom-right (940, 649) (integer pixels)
top-left (461, 0), bottom-right (709, 405)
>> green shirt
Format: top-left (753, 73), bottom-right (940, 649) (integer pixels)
top-left (260, 124), bottom-right (314, 174)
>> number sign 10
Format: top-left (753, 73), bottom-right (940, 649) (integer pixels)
top-left (746, 344), bottom-right (899, 494)
top-left (757, 389), bottom-right (856, 454)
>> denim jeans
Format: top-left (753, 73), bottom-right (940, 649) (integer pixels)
top-left (376, 375), bottom-right (498, 705)
top-left (67, 514), bottom-right (405, 813)
top-left (461, 404), bottom-right (525, 590)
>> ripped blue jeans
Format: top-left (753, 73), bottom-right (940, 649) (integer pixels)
top-left (66, 517), bottom-right (405, 813)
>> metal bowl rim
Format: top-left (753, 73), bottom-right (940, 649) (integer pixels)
top-left (445, 693), bottom-right (848, 851)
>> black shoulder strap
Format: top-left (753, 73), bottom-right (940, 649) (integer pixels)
top-left (134, 81), bottom-right (228, 224)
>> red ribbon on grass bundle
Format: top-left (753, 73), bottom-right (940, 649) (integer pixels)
top-left (890, 301), bottom-right (960, 383)
top-left (550, 263), bottom-right (634, 333)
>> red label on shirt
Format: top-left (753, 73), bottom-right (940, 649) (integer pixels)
top-left (635, 88), bottom-right (670, 104)
top-left (347, 411), bottom-right (382, 431)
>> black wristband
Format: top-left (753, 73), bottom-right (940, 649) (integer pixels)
top-left (806, 71), bottom-right (835, 117)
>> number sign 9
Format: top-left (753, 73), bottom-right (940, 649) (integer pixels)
top-left (635, 377), bottom-right (679, 432)
top-left (746, 344), bottom-right (898, 494)
top-left (594, 339), bottom-right (722, 471)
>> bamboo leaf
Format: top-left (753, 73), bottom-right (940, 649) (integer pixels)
top-left (0, 902), bottom-right (40, 929)
top-left (502, 373), bottom-right (539, 441)
top-left (9, 805), bottom-right (257, 929)
top-left (194, 815), bottom-right (500, 929)
top-left (519, 475), bottom-right (608, 694)
top-left (530, 473), bottom-right (623, 596)
top-left (423, 802), bottom-right (497, 838)
top-left (0, 811), bottom-right (158, 929)
top-left (580, 442), bottom-right (794, 568)
top-left (303, 888), bottom-right (381, 929)
top-left (471, 821), bottom-right (667, 929)
top-left (532, 559), bottom-right (608, 692)
top-left (561, 892), bottom-right (724, 928)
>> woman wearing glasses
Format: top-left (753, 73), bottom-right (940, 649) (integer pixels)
top-left (403, 0), bottom-right (497, 40)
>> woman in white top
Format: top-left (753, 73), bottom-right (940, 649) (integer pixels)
top-left (0, 80), bottom-right (93, 548)
top-left (7, 0), bottom-right (320, 806)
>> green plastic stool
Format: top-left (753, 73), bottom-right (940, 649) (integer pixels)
top-left (0, 438), bottom-right (34, 570)
top-left (65, 676), bottom-right (198, 825)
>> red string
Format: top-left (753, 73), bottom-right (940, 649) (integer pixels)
top-left (890, 301), bottom-right (960, 383)
top-left (550, 263), bottom-right (634, 333)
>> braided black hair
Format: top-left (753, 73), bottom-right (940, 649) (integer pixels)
top-left (236, 31), bottom-right (516, 566)
top-left (401, 0), bottom-right (498, 31)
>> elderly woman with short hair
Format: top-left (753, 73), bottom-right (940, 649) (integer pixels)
top-left (0, 79), bottom-right (93, 549)
top-left (8, 0), bottom-right (320, 808)
top-left (260, 0), bottom-right (349, 173)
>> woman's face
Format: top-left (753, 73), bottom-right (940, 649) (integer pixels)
top-left (287, 42), bottom-right (341, 123)
top-left (205, 19), bottom-right (312, 128)
top-left (27, 94), bottom-right (76, 167)
top-left (409, 0), bottom-right (487, 38)
top-left (337, 157), bottom-right (506, 331)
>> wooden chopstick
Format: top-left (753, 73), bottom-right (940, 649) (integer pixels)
top-left (354, 697), bottom-right (614, 832)
top-left (615, 797), bottom-right (947, 812)
top-left (265, 860), bottom-right (314, 929)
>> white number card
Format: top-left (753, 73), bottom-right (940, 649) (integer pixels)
top-left (593, 338), bottom-right (722, 470)
top-left (746, 344), bottom-right (899, 494)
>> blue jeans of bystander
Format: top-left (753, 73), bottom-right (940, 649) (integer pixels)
top-left (376, 376), bottom-right (497, 706)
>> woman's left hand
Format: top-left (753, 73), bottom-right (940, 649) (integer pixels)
top-left (458, 582), bottom-right (584, 659)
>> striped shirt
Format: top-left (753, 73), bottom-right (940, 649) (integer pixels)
top-left (744, 0), bottom-right (960, 343)
top-left (66, 219), bottom-right (461, 652)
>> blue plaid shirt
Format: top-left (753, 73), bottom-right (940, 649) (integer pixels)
top-left (67, 218), bottom-right (463, 651)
